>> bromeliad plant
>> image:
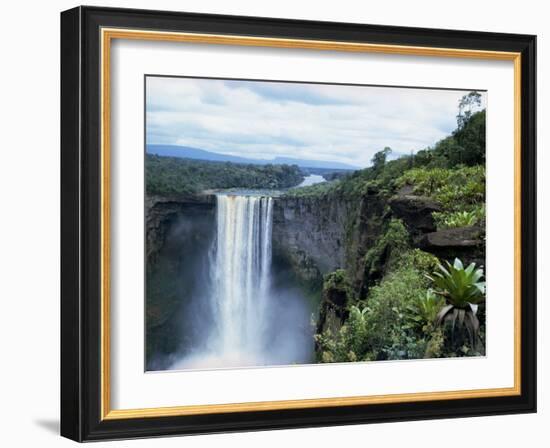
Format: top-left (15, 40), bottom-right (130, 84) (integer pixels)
top-left (426, 258), bottom-right (485, 349)
top-left (433, 210), bottom-right (477, 229)
top-left (406, 289), bottom-right (443, 333)
top-left (432, 205), bottom-right (486, 230)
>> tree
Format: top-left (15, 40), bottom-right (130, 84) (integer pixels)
top-left (453, 109), bottom-right (486, 165)
top-left (371, 147), bottom-right (392, 172)
top-left (457, 91), bottom-right (482, 129)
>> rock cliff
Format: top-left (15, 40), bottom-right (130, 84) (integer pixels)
top-left (146, 194), bottom-right (215, 264)
top-left (145, 194), bottom-right (216, 368)
top-left (273, 188), bottom-right (486, 337)
top-left (272, 188), bottom-right (387, 297)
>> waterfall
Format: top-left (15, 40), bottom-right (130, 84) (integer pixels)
top-left (170, 192), bottom-right (312, 371)
top-left (210, 194), bottom-right (273, 360)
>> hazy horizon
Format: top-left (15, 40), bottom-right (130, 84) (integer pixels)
top-left (146, 76), bottom-right (486, 168)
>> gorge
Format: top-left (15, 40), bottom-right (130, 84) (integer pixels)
top-left (149, 194), bottom-right (390, 366)
top-left (146, 176), bottom-right (485, 370)
top-left (147, 192), bottom-right (316, 370)
top-left (170, 193), bottom-right (316, 369)
top-left (145, 107), bottom-right (488, 368)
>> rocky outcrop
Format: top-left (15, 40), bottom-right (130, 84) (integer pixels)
top-left (388, 189), bottom-right (485, 265)
top-left (389, 193), bottom-right (441, 235)
top-left (417, 225), bottom-right (485, 266)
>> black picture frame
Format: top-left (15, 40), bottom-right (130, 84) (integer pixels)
top-left (61, 5), bottom-right (536, 442)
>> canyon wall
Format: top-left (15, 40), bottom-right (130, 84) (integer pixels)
top-left (272, 188), bottom-right (387, 298)
top-left (145, 194), bottom-right (216, 368)
top-left (145, 189), bottom-right (485, 366)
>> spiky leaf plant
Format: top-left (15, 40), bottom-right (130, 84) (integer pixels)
top-left (406, 289), bottom-right (443, 332)
top-left (426, 258), bottom-right (485, 347)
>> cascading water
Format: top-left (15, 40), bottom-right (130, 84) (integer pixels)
top-left (211, 194), bottom-right (273, 359)
top-left (170, 192), bottom-right (313, 370)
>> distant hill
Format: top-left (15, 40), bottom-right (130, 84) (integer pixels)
top-left (146, 145), bottom-right (360, 170)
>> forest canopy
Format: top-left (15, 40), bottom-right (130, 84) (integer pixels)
top-left (146, 155), bottom-right (304, 196)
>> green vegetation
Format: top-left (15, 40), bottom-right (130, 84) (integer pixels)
top-left (316, 250), bottom-right (486, 362)
top-left (397, 165), bottom-right (485, 230)
top-left (316, 247), bottom-right (444, 362)
top-left (397, 165), bottom-right (485, 210)
top-left (314, 92), bottom-right (487, 362)
top-left (362, 219), bottom-right (410, 279)
top-left (146, 155), bottom-right (304, 195)
top-left (408, 290), bottom-right (444, 333)
top-left (433, 208), bottom-right (484, 230)
top-left (323, 269), bottom-right (353, 297)
top-left (428, 259), bottom-right (485, 349)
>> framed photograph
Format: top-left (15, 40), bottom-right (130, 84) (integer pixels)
top-left (60, 6), bottom-right (536, 442)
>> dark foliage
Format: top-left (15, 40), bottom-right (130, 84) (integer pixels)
top-left (146, 155), bottom-right (304, 195)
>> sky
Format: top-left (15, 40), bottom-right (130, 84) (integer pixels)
top-left (146, 76), bottom-right (486, 169)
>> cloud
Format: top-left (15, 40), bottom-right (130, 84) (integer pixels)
top-left (146, 76), bottom-right (486, 168)
top-left (227, 81), bottom-right (351, 106)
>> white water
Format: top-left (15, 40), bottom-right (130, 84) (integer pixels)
top-left (297, 174), bottom-right (326, 187)
top-left (212, 194), bottom-right (273, 356)
top-left (172, 194), bottom-right (274, 369)
top-left (171, 193), bottom-right (313, 370)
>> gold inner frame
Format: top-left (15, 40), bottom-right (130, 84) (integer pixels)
top-left (100, 27), bottom-right (522, 420)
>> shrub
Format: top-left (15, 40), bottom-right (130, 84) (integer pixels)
top-left (432, 205), bottom-right (485, 230)
top-left (316, 249), bottom-right (439, 363)
top-left (397, 165), bottom-right (485, 210)
top-left (316, 252), bottom-right (485, 362)
top-left (406, 289), bottom-right (444, 333)
top-left (363, 263), bottom-right (431, 360)
top-left (397, 165), bottom-right (485, 232)
top-left (323, 269), bottom-right (352, 294)
top-left (363, 219), bottom-right (410, 278)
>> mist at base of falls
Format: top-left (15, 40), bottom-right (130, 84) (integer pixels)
top-left (170, 289), bottom-right (314, 370)
top-left (165, 193), bottom-right (314, 371)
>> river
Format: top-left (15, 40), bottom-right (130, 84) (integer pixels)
top-left (297, 174), bottom-right (326, 187)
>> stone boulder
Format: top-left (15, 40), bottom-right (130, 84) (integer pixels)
top-left (389, 194), bottom-right (441, 235)
top-left (417, 225), bottom-right (485, 266)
